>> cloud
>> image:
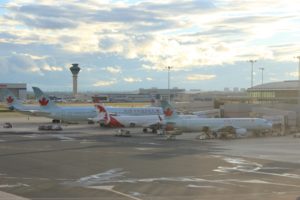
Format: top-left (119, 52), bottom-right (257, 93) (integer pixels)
top-left (3, 0), bottom-right (299, 67)
top-left (142, 64), bottom-right (164, 71)
top-left (0, 53), bottom-right (41, 74)
top-left (0, 32), bottom-right (18, 40)
top-left (186, 74), bottom-right (216, 81)
top-left (146, 77), bottom-right (153, 81)
top-left (18, 53), bottom-right (48, 60)
top-left (84, 67), bottom-right (94, 72)
top-left (105, 66), bottom-right (122, 74)
top-left (1, 0), bottom-right (300, 91)
top-left (93, 80), bottom-right (116, 87)
top-left (43, 65), bottom-right (63, 71)
top-left (269, 77), bottom-right (280, 82)
top-left (15, 14), bottom-right (78, 29)
top-left (286, 71), bottom-right (298, 78)
top-left (6, 3), bottom-right (82, 29)
top-left (29, 66), bottom-right (41, 73)
top-left (140, 0), bottom-right (215, 14)
top-left (0, 53), bottom-right (66, 77)
top-left (123, 77), bottom-right (142, 83)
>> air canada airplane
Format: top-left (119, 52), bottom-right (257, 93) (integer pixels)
top-left (91, 105), bottom-right (163, 122)
top-left (33, 87), bottom-right (163, 123)
top-left (161, 101), bottom-right (273, 138)
top-left (32, 87), bottom-right (97, 123)
top-left (1, 88), bottom-right (41, 115)
top-left (92, 104), bottom-right (163, 132)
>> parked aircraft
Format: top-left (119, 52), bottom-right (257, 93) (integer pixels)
top-left (99, 106), bottom-right (163, 116)
top-left (1, 88), bottom-right (41, 115)
top-left (33, 87), bottom-right (163, 123)
top-left (161, 101), bottom-right (273, 138)
top-left (89, 104), bottom-right (163, 123)
top-left (93, 104), bottom-right (163, 133)
top-left (32, 87), bottom-right (97, 123)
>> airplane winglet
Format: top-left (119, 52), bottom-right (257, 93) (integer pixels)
top-left (95, 104), bottom-right (107, 113)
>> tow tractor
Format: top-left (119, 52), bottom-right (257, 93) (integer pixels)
top-left (115, 129), bottom-right (131, 137)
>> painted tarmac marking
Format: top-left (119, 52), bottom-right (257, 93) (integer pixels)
top-left (22, 134), bottom-right (39, 138)
top-left (71, 168), bottom-right (127, 186)
top-left (79, 140), bottom-right (96, 144)
top-left (187, 184), bottom-right (216, 188)
top-left (88, 185), bottom-right (143, 200)
top-left (54, 135), bottom-right (74, 141)
top-left (69, 168), bottom-right (300, 190)
top-left (135, 148), bottom-right (155, 151)
top-left (140, 142), bottom-right (161, 146)
top-left (1, 175), bottom-right (75, 182)
top-left (215, 157), bottom-right (300, 179)
top-left (0, 191), bottom-right (30, 200)
top-left (0, 183), bottom-right (29, 188)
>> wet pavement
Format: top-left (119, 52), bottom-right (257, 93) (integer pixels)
top-left (0, 115), bottom-right (300, 200)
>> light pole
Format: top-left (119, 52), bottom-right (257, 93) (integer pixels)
top-left (248, 60), bottom-right (257, 88)
top-left (167, 66), bottom-right (173, 102)
top-left (296, 56), bottom-right (300, 105)
top-left (259, 67), bottom-right (264, 84)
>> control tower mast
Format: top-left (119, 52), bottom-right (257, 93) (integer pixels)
top-left (69, 63), bottom-right (81, 97)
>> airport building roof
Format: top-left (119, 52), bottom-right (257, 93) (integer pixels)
top-left (0, 83), bottom-right (26, 89)
top-left (248, 80), bottom-right (300, 91)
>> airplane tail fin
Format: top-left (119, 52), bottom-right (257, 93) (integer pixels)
top-left (32, 87), bottom-right (58, 109)
top-left (160, 100), bottom-right (178, 119)
top-left (95, 104), bottom-right (110, 124)
top-left (0, 88), bottom-right (23, 110)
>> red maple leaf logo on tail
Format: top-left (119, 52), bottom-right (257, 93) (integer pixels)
top-left (108, 116), bottom-right (124, 128)
top-left (6, 96), bottom-right (14, 104)
top-left (96, 105), bottom-right (106, 113)
top-left (164, 107), bottom-right (173, 117)
top-left (39, 97), bottom-right (49, 106)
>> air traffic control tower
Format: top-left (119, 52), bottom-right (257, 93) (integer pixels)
top-left (69, 63), bottom-right (81, 97)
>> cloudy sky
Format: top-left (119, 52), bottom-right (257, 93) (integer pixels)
top-left (0, 0), bottom-right (300, 92)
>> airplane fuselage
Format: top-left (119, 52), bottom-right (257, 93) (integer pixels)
top-left (37, 106), bottom-right (162, 122)
top-left (105, 115), bottom-right (162, 128)
top-left (105, 107), bottom-right (163, 116)
top-left (41, 106), bottom-right (97, 122)
top-left (165, 117), bottom-right (272, 132)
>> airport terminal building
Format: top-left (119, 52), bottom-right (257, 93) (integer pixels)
top-left (92, 88), bottom-right (186, 103)
top-left (247, 80), bottom-right (300, 104)
top-left (0, 83), bottom-right (27, 101)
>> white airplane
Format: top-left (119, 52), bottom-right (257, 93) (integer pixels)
top-left (100, 106), bottom-right (163, 116)
top-left (93, 104), bottom-right (163, 133)
top-left (32, 87), bottom-right (97, 123)
top-left (161, 101), bottom-right (273, 138)
top-left (88, 103), bottom-right (163, 124)
top-left (33, 87), bottom-right (163, 123)
top-left (1, 88), bottom-right (41, 115)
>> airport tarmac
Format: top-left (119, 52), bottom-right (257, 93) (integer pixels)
top-left (0, 114), bottom-right (300, 200)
